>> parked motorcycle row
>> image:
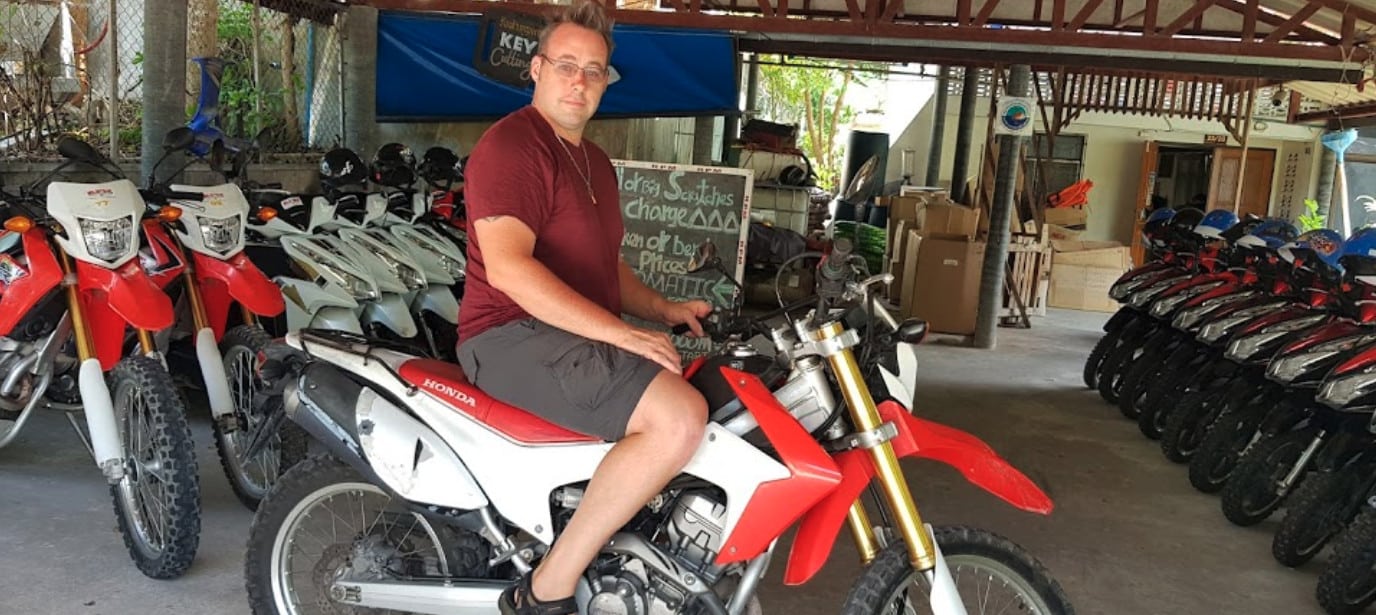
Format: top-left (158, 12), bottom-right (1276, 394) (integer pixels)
top-left (1085, 207), bottom-right (1376, 614)
top-left (0, 129), bottom-right (468, 580)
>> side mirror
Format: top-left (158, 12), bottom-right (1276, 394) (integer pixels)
top-left (895, 318), bottom-right (928, 345)
top-left (163, 127), bottom-right (195, 151)
top-left (57, 135), bottom-right (102, 164)
top-left (688, 240), bottom-right (720, 274)
top-left (231, 149), bottom-right (250, 179)
top-left (208, 140), bottom-right (227, 173)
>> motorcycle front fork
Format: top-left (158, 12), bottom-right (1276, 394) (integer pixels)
top-left (814, 322), bottom-right (942, 569)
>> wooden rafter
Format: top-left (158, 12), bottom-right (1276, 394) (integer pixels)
top-left (1263, 3), bottom-right (1324, 44)
top-left (360, 0), bottom-right (1373, 64)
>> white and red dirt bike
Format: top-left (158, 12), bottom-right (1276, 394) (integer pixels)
top-left (243, 239), bottom-right (1073, 615)
top-left (139, 129), bottom-right (301, 510)
top-left (0, 136), bottom-right (202, 579)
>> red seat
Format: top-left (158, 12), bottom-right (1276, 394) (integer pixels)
top-left (398, 359), bottom-right (601, 444)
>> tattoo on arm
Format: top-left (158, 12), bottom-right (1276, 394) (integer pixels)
top-left (480, 215), bottom-right (509, 223)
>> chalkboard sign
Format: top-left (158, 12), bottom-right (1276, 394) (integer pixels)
top-left (473, 10), bottom-right (543, 89)
top-left (613, 160), bottom-right (753, 360)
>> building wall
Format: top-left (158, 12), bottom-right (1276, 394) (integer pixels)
top-left (888, 94), bottom-right (1324, 244)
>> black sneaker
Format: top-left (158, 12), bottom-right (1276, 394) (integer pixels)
top-left (498, 575), bottom-right (578, 615)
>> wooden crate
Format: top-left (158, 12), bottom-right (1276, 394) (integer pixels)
top-left (1000, 228), bottom-right (1051, 318)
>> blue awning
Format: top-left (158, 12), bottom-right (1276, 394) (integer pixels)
top-left (376, 11), bottom-right (739, 122)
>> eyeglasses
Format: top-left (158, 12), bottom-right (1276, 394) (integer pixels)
top-left (538, 54), bottom-right (609, 84)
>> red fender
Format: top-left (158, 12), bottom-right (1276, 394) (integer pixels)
top-left (0, 230), bottom-right (63, 337)
top-left (714, 367), bottom-right (842, 566)
top-left (782, 401), bottom-right (1052, 586)
top-left (193, 250), bottom-right (285, 340)
top-left (77, 259), bottom-right (175, 370)
top-left (140, 220), bottom-right (185, 290)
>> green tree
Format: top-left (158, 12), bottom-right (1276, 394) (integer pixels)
top-left (755, 56), bottom-right (879, 193)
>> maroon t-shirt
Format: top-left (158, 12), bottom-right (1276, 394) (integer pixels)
top-left (458, 105), bottom-right (624, 341)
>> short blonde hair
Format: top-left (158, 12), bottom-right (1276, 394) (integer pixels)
top-left (539, 1), bottom-right (615, 58)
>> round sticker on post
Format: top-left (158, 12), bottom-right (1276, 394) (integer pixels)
top-left (996, 97), bottom-right (1034, 136)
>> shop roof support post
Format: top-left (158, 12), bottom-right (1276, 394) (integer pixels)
top-left (950, 67), bottom-right (980, 202)
top-left (974, 64), bottom-right (1030, 350)
top-left (925, 66), bottom-right (950, 187)
top-left (141, 0), bottom-right (188, 183)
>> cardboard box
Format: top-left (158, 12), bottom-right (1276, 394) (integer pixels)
top-left (1049, 264), bottom-right (1120, 312)
top-left (1052, 243), bottom-right (1132, 270)
top-left (923, 202), bottom-right (981, 239)
top-left (906, 237), bottom-right (987, 335)
top-left (1044, 207), bottom-right (1088, 227)
top-left (899, 230), bottom-right (924, 316)
top-left (888, 195), bottom-right (926, 227)
top-left (1046, 224), bottom-right (1082, 242)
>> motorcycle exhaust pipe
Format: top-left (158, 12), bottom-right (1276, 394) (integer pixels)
top-left (283, 362), bottom-right (368, 467)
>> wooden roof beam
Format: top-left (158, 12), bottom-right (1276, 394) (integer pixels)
top-left (1160, 0), bottom-right (1218, 37)
top-left (1185, 0), bottom-right (1339, 42)
top-left (1263, 3), bottom-right (1323, 44)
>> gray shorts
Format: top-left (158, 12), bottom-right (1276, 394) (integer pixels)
top-left (455, 318), bottom-right (662, 441)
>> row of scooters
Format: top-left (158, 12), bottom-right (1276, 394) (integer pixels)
top-left (0, 127), bottom-right (469, 580)
top-left (1084, 207), bottom-right (1376, 614)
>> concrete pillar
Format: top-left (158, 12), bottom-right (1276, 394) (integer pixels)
top-left (341, 6), bottom-right (379, 155)
top-left (692, 116), bottom-right (715, 165)
top-left (950, 67), bottom-right (980, 203)
top-left (974, 65), bottom-right (1030, 350)
top-left (924, 66), bottom-right (950, 187)
top-left (141, 0), bottom-right (188, 184)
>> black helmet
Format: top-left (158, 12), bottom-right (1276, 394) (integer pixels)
top-left (418, 146), bottom-right (463, 186)
top-left (1219, 214), bottom-right (1264, 244)
top-left (371, 142), bottom-right (416, 188)
top-left (319, 148), bottom-right (368, 187)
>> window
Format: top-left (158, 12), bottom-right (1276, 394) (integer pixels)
top-left (1026, 133), bottom-right (1086, 203)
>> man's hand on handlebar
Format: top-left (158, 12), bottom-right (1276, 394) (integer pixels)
top-left (660, 299), bottom-right (712, 338)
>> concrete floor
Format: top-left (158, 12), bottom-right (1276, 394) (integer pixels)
top-left (0, 308), bottom-right (1329, 614)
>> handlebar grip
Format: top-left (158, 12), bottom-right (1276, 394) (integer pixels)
top-left (165, 190), bottom-right (205, 201)
top-left (671, 323), bottom-right (692, 336)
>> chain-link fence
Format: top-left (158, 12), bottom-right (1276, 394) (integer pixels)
top-left (0, 0), bottom-right (344, 160)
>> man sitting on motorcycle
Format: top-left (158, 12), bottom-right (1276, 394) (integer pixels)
top-left (457, 3), bottom-right (712, 615)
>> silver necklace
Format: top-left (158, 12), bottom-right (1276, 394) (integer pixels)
top-left (554, 132), bottom-right (597, 205)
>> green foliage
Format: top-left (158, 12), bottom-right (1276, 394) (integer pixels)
top-left (213, 1), bottom-right (300, 141)
top-left (1299, 198), bottom-right (1326, 232)
top-left (755, 56), bottom-right (883, 193)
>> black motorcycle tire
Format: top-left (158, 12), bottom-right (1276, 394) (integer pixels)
top-left (215, 325), bottom-right (309, 511)
top-left (1136, 372), bottom-right (1180, 440)
top-left (1161, 374), bottom-right (1243, 463)
top-left (840, 527), bottom-right (1076, 615)
top-left (1117, 335), bottom-right (1172, 420)
top-left (1221, 430), bottom-right (1315, 526)
top-left (1188, 388), bottom-right (1273, 493)
top-left (107, 355), bottom-right (202, 579)
top-left (1272, 470), bottom-right (1355, 568)
top-left (1084, 330), bottom-right (1118, 390)
top-left (1317, 507), bottom-right (1376, 615)
top-left (1097, 326), bottom-right (1150, 405)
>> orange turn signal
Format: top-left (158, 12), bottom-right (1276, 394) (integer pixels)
top-left (256, 207), bottom-right (279, 222)
top-left (3, 216), bottom-right (33, 233)
top-left (157, 206), bottom-right (182, 222)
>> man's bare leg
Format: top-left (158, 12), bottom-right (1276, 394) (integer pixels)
top-left (528, 371), bottom-right (708, 601)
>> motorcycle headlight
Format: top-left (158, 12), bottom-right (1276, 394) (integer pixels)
top-left (295, 241), bottom-right (379, 301)
top-left (1129, 277), bottom-right (1186, 308)
top-left (1173, 293), bottom-right (1252, 330)
top-left (1198, 303), bottom-right (1279, 344)
top-left (358, 242), bottom-right (426, 291)
top-left (1269, 333), bottom-right (1376, 384)
top-left (1150, 291), bottom-right (1194, 318)
top-left (437, 253), bottom-right (466, 279)
top-left (1318, 367), bottom-right (1376, 408)
top-left (1110, 276), bottom-right (1150, 300)
top-left (196, 215), bottom-right (241, 254)
top-left (78, 217), bottom-right (134, 262)
top-left (1227, 314), bottom-right (1329, 363)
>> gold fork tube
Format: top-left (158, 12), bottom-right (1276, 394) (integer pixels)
top-left (182, 265), bottom-right (210, 332)
top-left (845, 501), bottom-right (880, 563)
top-left (59, 252), bottom-right (95, 362)
top-left (240, 304), bottom-right (256, 327)
top-left (816, 320), bottom-right (937, 572)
